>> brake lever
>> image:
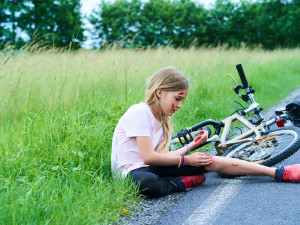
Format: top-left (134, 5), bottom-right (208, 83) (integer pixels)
top-left (228, 74), bottom-right (237, 87)
top-left (228, 74), bottom-right (242, 97)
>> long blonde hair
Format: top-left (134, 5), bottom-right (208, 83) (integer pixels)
top-left (146, 67), bottom-right (189, 153)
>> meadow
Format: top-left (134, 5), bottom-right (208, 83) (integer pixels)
top-left (0, 47), bottom-right (300, 224)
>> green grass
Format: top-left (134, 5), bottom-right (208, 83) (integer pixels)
top-left (0, 47), bottom-right (300, 224)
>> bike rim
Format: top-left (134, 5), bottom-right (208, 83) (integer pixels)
top-left (225, 129), bottom-right (298, 162)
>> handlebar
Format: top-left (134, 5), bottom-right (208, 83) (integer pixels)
top-left (236, 64), bottom-right (249, 89)
top-left (175, 119), bottom-right (222, 140)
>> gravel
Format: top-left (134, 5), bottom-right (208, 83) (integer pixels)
top-left (117, 86), bottom-right (300, 225)
top-left (118, 192), bottom-right (185, 225)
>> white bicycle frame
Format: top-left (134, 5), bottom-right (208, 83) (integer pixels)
top-left (209, 112), bottom-right (267, 154)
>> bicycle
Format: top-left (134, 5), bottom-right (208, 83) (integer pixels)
top-left (170, 64), bottom-right (300, 177)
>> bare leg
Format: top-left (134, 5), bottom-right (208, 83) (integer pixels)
top-left (205, 156), bottom-right (276, 178)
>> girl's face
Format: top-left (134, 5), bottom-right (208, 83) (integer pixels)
top-left (156, 89), bottom-right (189, 116)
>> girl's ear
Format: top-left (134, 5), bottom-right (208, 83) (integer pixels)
top-left (156, 88), bottom-right (163, 99)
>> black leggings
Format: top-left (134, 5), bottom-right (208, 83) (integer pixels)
top-left (127, 165), bottom-right (208, 198)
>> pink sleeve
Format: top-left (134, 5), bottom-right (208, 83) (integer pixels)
top-left (122, 105), bottom-right (151, 138)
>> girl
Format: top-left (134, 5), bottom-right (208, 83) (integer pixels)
top-left (111, 67), bottom-right (300, 198)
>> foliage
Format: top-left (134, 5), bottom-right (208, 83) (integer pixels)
top-left (89, 0), bottom-right (300, 49)
top-left (0, 0), bottom-right (84, 50)
top-left (0, 0), bottom-right (24, 47)
top-left (89, 0), bottom-right (208, 48)
top-left (234, 0), bottom-right (300, 49)
top-left (1, 0), bottom-right (300, 50)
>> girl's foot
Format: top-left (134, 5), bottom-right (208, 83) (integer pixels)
top-left (275, 164), bottom-right (300, 182)
top-left (181, 174), bottom-right (206, 189)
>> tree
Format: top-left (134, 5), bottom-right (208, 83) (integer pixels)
top-left (89, 0), bottom-right (207, 48)
top-left (237, 0), bottom-right (300, 49)
top-left (0, 0), bottom-right (24, 48)
top-left (173, 0), bottom-right (208, 47)
top-left (205, 0), bottom-right (240, 47)
top-left (284, 0), bottom-right (300, 47)
top-left (89, 0), bottom-right (143, 48)
top-left (17, 0), bottom-right (84, 49)
top-left (0, 0), bottom-right (9, 46)
top-left (139, 0), bottom-right (207, 47)
top-left (255, 0), bottom-right (289, 49)
top-left (52, 0), bottom-right (85, 49)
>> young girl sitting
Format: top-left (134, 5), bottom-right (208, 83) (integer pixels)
top-left (111, 67), bottom-right (300, 198)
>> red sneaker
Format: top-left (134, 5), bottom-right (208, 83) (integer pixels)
top-left (276, 164), bottom-right (300, 182)
top-left (181, 174), bottom-right (206, 189)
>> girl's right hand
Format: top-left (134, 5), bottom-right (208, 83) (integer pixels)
top-left (186, 152), bottom-right (212, 167)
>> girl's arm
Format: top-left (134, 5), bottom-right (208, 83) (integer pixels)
top-left (137, 136), bottom-right (182, 166)
top-left (137, 131), bottom-right (212, 167)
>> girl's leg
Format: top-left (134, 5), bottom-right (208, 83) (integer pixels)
top-left (128, 167), bottom-right (186, 198)
top-left (204, 156), bottom-right (276, 178)
top-left (150, 165), bottom-right (207, 190)
top-left (150, 165), bottom-right (208, 178)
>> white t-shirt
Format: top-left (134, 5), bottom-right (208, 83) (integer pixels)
top-left (111, 102), bottom-right (164, 177)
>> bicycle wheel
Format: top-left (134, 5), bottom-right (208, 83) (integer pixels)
top-left (218, 127), bottom-right (300, 178)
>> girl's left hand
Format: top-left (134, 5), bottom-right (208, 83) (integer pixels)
top-left (191, 130), bottom-right (208, 148)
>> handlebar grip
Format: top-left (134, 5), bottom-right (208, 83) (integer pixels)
top-left (236, 64), bottom-right (249, 88)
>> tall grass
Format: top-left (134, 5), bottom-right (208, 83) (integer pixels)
top-left (0, 48), bottom-right (300, 224)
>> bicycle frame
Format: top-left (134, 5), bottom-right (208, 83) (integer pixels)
top-left (212, 113), bottom-right (267, 155)
top-left (171, 64), bottom-right (284, 155)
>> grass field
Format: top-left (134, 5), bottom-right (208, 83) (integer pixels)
top-left (0, 47), bottom-right (300, 224)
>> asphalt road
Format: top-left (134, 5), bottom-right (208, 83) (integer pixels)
top-left (154, 90), bottom-right (300, 225)
top-left (155, 150), bottom-right (300, 225)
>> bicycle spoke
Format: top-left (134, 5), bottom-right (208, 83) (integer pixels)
top-left (227, 129), bottom-right (300, 163)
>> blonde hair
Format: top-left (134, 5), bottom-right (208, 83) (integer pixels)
top-left (146, 67), bottom-right (189, 153)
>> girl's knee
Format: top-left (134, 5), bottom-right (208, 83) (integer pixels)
top-left (205, 156), bottom-right (225, 172)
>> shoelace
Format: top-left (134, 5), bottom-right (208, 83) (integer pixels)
top-left (282, 168), bottom-right (292, 180)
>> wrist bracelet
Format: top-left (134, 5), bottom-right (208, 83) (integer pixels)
top-left (178, 155), bottom-right (182, 167)
top-left (183, 155), bottom-right (185, 167)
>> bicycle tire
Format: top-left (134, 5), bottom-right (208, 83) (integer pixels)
top-left (218, 126), bottom-right (300, 178)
